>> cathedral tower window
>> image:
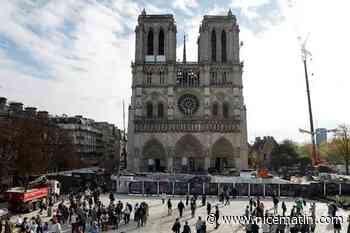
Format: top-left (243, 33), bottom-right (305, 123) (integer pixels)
top-left (146, 72), bottom-right (152, 85)
top-left (157, 102), bottom-right (164, 118)
top-left (222, 72), bottom-right (227, 83)
top-left (212, 102), bottom-right (218, 117)
top-left (160, 71), bottom-right (165, 84)
top-left (210, 71), bottom-right (217, 84)
top-left (146, 102), bottom-right (153, 118)
top-left (211, 29), bottom-right (216, 62)
top-left (223, 103), bottom-right (229, 118)
top-left (221, 30), bottom-right (227, 62)
top-left (158, 28), bottom-right (165, 55)
top-left (147, 28), bottom-right (154, 55)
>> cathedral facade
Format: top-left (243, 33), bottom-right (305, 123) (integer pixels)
top-left (127, 10), bottom-right (248, 174)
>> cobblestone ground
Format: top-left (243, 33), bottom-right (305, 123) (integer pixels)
top-left (8, 195), bottom-right (350, 233)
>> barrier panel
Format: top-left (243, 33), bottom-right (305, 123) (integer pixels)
top-left (299, 184), bottom-right (311, 198)
top-left (175, 182), bottom-right (188, 195)
top-left (265, 184), bottom-right (279, 196)
top-left (190, 182), bottom-right (203, 195)
top-left (326, 183), bottom-right (340, 196)
top-left (206, 183), bottom-right (218, 195)
top-left (159, 182), bottom-right (171, 194)
top-left (309, 183), bottom-right (323, 198)
top-left (250, 184), bottom-right (263, 196)
top-left (127, 181), bottom-right (350, 198)
top-left (236, 183), bottom-right (249, 196)
top-left (144, 181), bottom-right (157, 194)
top-left (342, 183), bottom-right (350, 196)
top-left (129, 181), bottom-right (143, 194)
top-left (280, 184), bottom-right (297, 197)
top-left (219, 183), bottom-right (233, 194)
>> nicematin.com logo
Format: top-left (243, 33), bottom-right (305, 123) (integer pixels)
top-left (206, 214), bottom-right (344, 225)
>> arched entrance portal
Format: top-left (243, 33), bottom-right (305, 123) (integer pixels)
top-left (143, 139), bottom-right (166, 172)
top-left (175, 134), bottom-right (204, 173)
top-left (211, 137), bottom-right (234, 172)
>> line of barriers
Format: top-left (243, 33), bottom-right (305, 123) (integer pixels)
top-left (127, 182), bottom-right (350, 198)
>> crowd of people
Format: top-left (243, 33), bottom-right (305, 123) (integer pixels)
top-left (2, 188), bottom-right (350, 233)
top-left (0, 187), bottom-right (150, 233)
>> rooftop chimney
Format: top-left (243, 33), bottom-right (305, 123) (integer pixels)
top-left (37, 111), bottom-right (49, 120)
top-left (9, 102), bottom-right (23, 113)
top-left (25, 107), bottom-right (37, 118)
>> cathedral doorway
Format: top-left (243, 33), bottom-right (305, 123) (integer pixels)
top-left (211, 137), bottom-right (234, 173)
top-left (175, 135), bottom-right (204, 173)
top-left (143, 139), bottom-right (166, 172)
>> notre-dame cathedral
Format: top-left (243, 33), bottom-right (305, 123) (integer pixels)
top-left (127, 9), bottom-right (248, 174)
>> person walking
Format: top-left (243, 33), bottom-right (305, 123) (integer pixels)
top-left (168, 198), bottom-right (173, 216)
top-left (201, 195), bottom-right (206, 207)
top-left (195, 217), bottom-right (203, 233)
top-left (182, 221), bottom-right (191, 233)
top-left (273, 195), bottom-right (279, 215)
top-left (178, 200), bottom-right (185, 218)
top-left (214, 205), bottom-right (220, 229)
top-left (172, 218), bottom-right (181, 233)
top-left (186, 195), bottom-right (189, 207)
top-left (190, 199), bottom-right (196, 218)
top-left (206, 202), bottom-right (211, 216)
top-left (282, 201), bottom-right (287, 216)
top-left (334, 218), bottom-right (341, 233)
top-left (161, 193), bottom-right (166, 205)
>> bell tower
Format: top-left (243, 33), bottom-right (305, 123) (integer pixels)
top-left (134, 9), bottom-right (177, 63)
top-left (197, 9), bottom-right (240, 64)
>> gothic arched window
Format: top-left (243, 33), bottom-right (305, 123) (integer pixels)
top-left (221, 30), bottom-right (227, 62)
top-left (158, 29), bottom-right (165, 55)
top-left (158, 102), bottom-right (164, 118)
top-left (212, 102), bottom-right (218, 116)
top-left (223, 103), bottom-right (229, 118)
top-left (146, 102), bottom-right (153, 118)
top-left (147, 29), bottom-right (154, 55)
top-left (211, 29), bottom-right (216, 62)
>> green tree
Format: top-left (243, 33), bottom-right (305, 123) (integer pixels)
top-left (270, 140), bottom-right (300, 173)
top-left (333, 124), bottom-right (350, 174)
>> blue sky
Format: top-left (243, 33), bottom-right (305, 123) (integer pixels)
top-left (1, 0), bottom-right (350, 143)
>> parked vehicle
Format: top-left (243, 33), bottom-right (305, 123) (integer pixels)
top-left (5, 176), bottom-right (60, 213)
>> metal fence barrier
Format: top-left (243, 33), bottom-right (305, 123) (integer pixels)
top-left (128, 181), bottom-right (350, 198)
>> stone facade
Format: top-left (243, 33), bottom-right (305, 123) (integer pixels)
top-left (127, 10), bottom-right (248, 174)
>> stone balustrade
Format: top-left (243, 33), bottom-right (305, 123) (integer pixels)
top-left (134, 118), bottom-right (241, 133)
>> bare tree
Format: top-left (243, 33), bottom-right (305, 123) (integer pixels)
top-left (0, 117), bottom-right (79, 183)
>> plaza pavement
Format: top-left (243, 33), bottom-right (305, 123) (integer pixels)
top-left (101, 195), bottom-right (349, 233)
top-left (7, 194), bottom-right (350, 233)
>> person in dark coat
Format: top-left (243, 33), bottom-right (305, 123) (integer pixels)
top-left (206, 202), bottom-right (211, 216)
top-left (178, 200), bottom-right (185, 218)
top-left (172, 218), bottom-right (181, 233)
top-left (201, 195), bottom-right (206, 206)
top-left (182, 221), bottom-right (191, 233)
top-left (215, 205), bottom-right (220, 229)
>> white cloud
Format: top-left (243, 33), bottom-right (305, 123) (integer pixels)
top-left (173, 0), bottom-right (198, 15)
top-left (231, 0), bottom-right (271, 19)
